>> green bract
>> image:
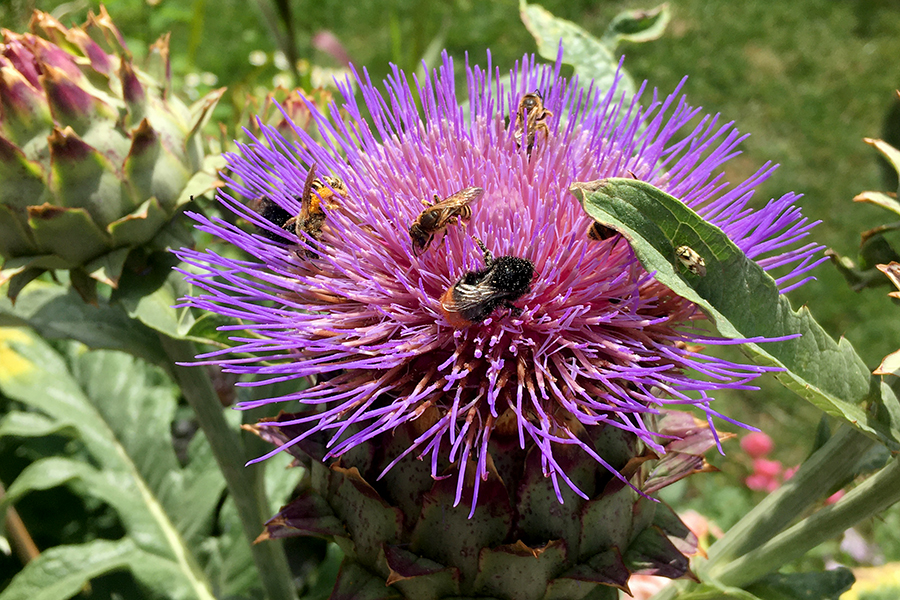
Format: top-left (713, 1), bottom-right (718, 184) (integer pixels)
top-left (0, 7), bottom-right (223, 301)
top-left (252, 410), bottom-right (714, 600)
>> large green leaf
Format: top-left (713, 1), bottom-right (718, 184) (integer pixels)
top-left (0, 328), bottom-right (227, 600)
top-left (0, 539), bottom-right (203, 600)
top-left (520, 1), bottom-right (668, 103)
top-left (0, 281), bottom-right (168, 366)
top-left (571, 178), bottom-right (900, 450)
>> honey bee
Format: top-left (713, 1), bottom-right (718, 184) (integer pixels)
top-left (254, 164), bottom-right (348, 254)
top-left (408, 186), bottom-right (484, 255)
top-left (675, 245), bottom-right (707, 276)
top-left (513, 90), bottom-right (553, 153)
top-left (439, 238), bottom-right (535, 328)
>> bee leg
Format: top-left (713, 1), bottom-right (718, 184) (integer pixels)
top-left (474, 237), bottom-right (493, 265)
top-left (503, 300), bottom-right (523, 317)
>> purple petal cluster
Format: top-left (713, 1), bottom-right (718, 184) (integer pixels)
top-left (177, 52), bottom-right (823, 508)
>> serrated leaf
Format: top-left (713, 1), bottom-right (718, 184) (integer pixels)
top-left (744, 568), bottom-right (854, 600)
top-left (520, 0), bottom-right (635, 99)
top-left (572, 178), bottom-right (900, 450)
top-left (0, 328), bottom-right (223, 600)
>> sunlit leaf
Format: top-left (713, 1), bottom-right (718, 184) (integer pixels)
top-left (745, 568), bottom-right (854, 600)
top-left (0, 328), bottom-right (225, 599)
top-left (519, 0), bottom-right (635, 99)
top-left (572, 178), bottom-right (900, 450)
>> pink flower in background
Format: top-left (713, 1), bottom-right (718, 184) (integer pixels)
top-left (741, 431), bottom-right (774, 458)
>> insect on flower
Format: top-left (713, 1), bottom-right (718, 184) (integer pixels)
top-left (513, 89), bottom-right (553, 153)
top-left (408, 186), bottom-right (483, 255)
top-left (676, 244), bottom-right (707, 276)
top-left (253, 164), bottom-right (348, 254)
top-left (439, 238), bottom-right (535, 327)
top-left (587, 221), bottom-right (619, 241)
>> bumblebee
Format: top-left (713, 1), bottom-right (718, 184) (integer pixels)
top-left (513, 90), bottom-right (553, 153)
top-left (254, 164), bottom-right (348, 254)
top-left (253, 197), bottom-right (293, 241)
top-left (675, 245), bottom-right (707, 276)
top-left (439, 239), bottom-right (535, 328)
top-left (408, 186), bottom-right (483, 255)
top-left (587, 221), bottom-right (618, 241)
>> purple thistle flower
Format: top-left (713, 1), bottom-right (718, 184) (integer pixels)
top-left (177, 51), bottom-right (822, 513)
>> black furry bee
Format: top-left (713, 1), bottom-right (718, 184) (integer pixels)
top-left (439, 238), bottom-right (535, 328)
top-left (253, 164), bottom-right (348, 254)
top-left (254, 197), bottom-right (293, 241)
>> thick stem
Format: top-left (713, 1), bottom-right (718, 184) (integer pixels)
top-left (160, 335), bottom-right (297, 600)
top-left (705, 424), bottom-right (876, 567)
top-left (714, 454), bottom-right (900, 587)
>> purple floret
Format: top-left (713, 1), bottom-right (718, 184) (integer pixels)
top-left (177, 50), bottom-right (822, 512)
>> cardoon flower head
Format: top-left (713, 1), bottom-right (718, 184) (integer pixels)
top-left (178, 52), bottom-right (820, 516)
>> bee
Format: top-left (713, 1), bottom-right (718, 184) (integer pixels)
top-left (254, 164), bottom-right (348, 254)
top-left (439, 238), bottom-right (535, 328)
top-left (253, 197), bottom-right (293, 241)
top-left (587, 221), bottom-right (619, 241)
top-left (408, 186), bottom-right (483, 255)
top-left (513, 90), bottom-right (553, 153)
top-left (675, 245), bottom-right (707, 277)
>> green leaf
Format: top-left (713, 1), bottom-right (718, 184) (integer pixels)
top-left (865, 138), bottom-right (900, 196)
top-left (112, 252), bottom-right (196, 338)
top-left (572, 178), bottom-right (900, 450)
top-left (110, 254), bottom-right (243, 346)
top-left (519, 0), bottom-right (635, 99)
top-left (0, 281), bottom-right (168, 367)
top-left (0, 539), bottom-right (139, 600)
top-left (745, 568), bottom-right (854, 600)
top-left (675, 581), bottom-right (764, 600)
top-left (601, 4), bottom-right (671, 48)
top-left (854, 190), bottom-right (900, 218)
top-left (0, 328), bottom-right (223, 600)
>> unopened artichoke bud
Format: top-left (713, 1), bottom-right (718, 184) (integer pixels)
top-left (251, 409), bottom-right (713, 599)
top-left (0, 7), bottom-right (224, 301)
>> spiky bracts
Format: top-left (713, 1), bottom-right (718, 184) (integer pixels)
top-left (0, 7), bottom-right (223, 301)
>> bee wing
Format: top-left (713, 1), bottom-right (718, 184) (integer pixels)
top-left (298, 162), bottom-right (319, 219)
top-left (441, 281), bottom-right (499, 314)
top-left (432, 186), bottom-right (484, 210)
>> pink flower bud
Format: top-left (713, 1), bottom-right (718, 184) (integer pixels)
top-left (745, 473), bottom-right (773, 491)
top-left (740, 431), bottom-right (774, 458)
top-left (752, 458), bottom-right (783, 478)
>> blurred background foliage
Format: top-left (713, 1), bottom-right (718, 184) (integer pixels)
top-left (3, 0), bottom-right (900, 596)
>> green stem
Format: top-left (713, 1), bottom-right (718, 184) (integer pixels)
top-left (714, 453), bottom-right (900, 587)
top-left (705, 424), bottom-right (876, 567)
top-left (160, 335), bottom-right (297, 600)
top-left (649, 425), bottom-right (880, 600)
